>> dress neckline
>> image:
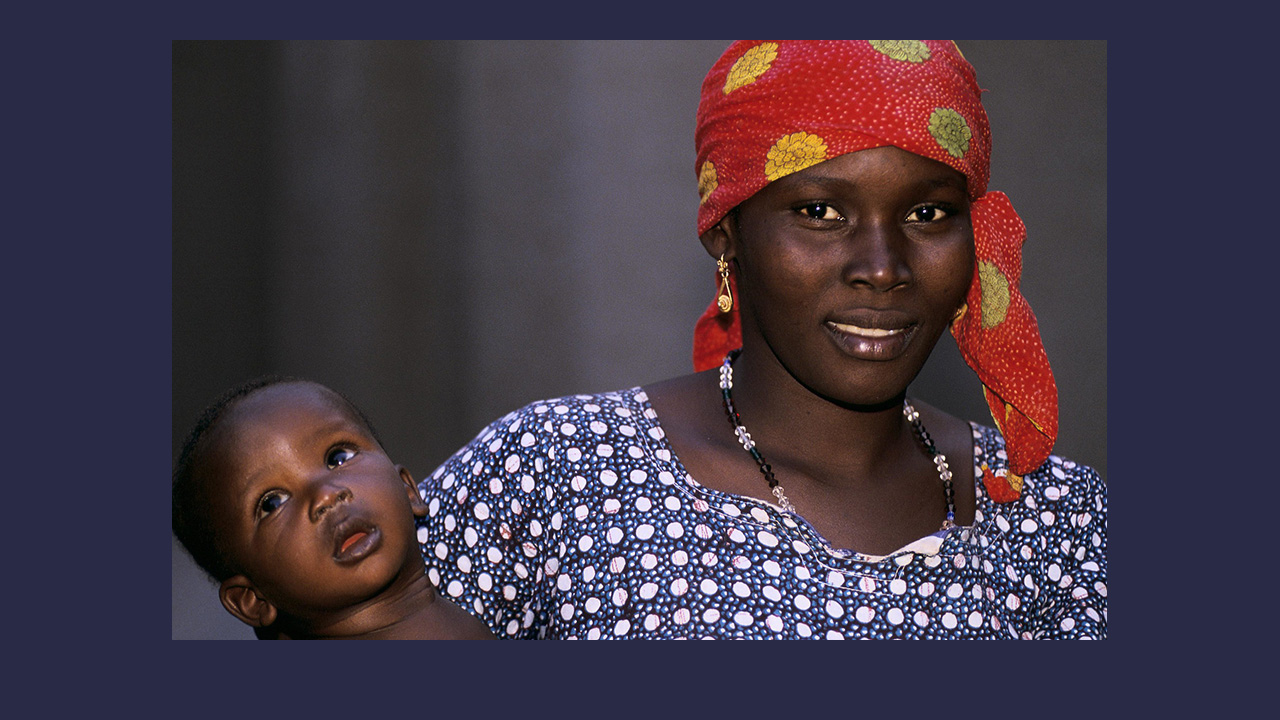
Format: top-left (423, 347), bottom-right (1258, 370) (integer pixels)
top-left (628, 387), bottom-right (988, 563)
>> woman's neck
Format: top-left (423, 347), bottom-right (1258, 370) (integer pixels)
top-left (728, 347), bottom-right (919, 487)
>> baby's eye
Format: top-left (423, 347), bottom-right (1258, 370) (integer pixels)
top-left (905, 205), bottom-right (952, 223)
top-left (798, 203), bottom-right (843, 221)
top-left (327, 447), bottom-right (357, 469)
top-left (257, 490), bottom-right (289, 517)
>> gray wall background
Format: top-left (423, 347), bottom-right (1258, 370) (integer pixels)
top-left (172, 40), bottom-right (1106, 640)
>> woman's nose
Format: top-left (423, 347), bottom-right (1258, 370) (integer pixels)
top-left (842, 220), bottom-right (911, 290)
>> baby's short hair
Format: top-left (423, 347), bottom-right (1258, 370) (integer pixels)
top-left (171, 375), bottom-right (384, 582)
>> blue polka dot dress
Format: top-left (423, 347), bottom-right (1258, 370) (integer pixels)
top-left (417, 389), bottom-right (1107, 639)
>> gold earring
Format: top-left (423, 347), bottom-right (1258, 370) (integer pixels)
top-left (716, 254), bottom-right (733, 313)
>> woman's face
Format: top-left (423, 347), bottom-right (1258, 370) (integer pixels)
top-left (714, 145), bottom-right (975, 406)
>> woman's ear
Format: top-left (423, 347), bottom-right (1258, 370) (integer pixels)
top-left (698, 212), bottom-right (737, 261)
top-left (400, 466), bottom-right (428, 518)
top-left (219, 575), bottom-right (278, 628)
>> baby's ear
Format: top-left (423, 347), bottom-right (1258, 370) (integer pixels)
top-left (400, 466), bottom-right (429, 518)
top-left (219, 575), bottom-right (278, 628)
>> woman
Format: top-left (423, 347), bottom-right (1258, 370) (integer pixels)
top-left (418, 40), bottom-right (1106, 639)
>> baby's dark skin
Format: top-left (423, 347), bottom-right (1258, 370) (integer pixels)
top-left (198, 381), bottom-right (493, 639)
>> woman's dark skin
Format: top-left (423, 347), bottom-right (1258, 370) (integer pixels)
top-left (646, 147), bottom-right (979, 556)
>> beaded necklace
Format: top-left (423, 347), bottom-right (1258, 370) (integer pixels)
top-left (718, 349), bottom-right (956, 530)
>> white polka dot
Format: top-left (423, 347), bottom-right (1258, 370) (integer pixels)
top-left (727, 528), bottom-right (746, 543)
top-left (671, 578), bottom-right (689, 596)
top-left (560, 604), bottom-right (574, 620)
top-left (762, 560), bottom-right (781, 577)
top-left (732, 582), bottom-right (751, 598)
top-left (794, 595), bottom-right (811, 610)
top-left (671, 550), bottom-right (689, 565)
top-left (763, 585), bottom-right (782, 602)
top-left (619, 426), bottom-right (636, 437)
top-left (826, 630), bottom-right (845, 640)
top-left (673, 608), bottom-right (691, 625)
top-left (629, 469), bottom-right (647, 483)
top-left (766, 615), bottom-right (784, 632)
top-left (858, 577), bottom-right (876, 593)
top-left (596, 444), bottom-right (613, 457)
top-left (942, 612), bottom-right (958, 629)
top-left (825, 600), bottom-right (844, 618)
top-left (1020, 518), bottom-right (1039, 533)
top-left (641, 553), bottom-right (658, 569)
top-left (447, 580), bottom-right (464, 598)
top-left (578, 535), bottom-right (593, 552)
top-left (590, 421), bottom-right (608, 434)
top-left (1060, 617), bottom-right (1076, 632)
top-left (600, 469), bottom-right (618, 486)
top-left (758, 531), bottom-right (779, 547)
top-left (913, 611), bottom-right (930, 627)
top-left (855, 606), bottom-right (875, 623)
top-left (734, 611), bottom-right (754, 627)
top-left (700, 579), bottom-right (719, 595)
top-left (665, 496), bottom-right (682, 511)
top-left (700, 552), bottom-right (718, 566)
top-left (797, 623), bottom-right (812, 637)
top-left (640, 582), bottom-right (659, 600)
top-left (658, 471), bottom-right (676, 485)
top-left (968, 611), bottom-right (983, 628)
top-left (582, 566), bottom-right (596, 581)
top-left (585, 597), bottom-right (601, 613)
top-left (946, 583), bottom-right (963, 599)
top-left (609, 556), bottom-right (626, 574)
top-left (612, 588), bottom-right (629, 606)
top-left (890, 578), bottom-right (907, 595)
top-left (827, 571), bottom-right (845, 588)
top-left (574, 505), bottom-right (589, 521)
top-left (566, 448), bottom-right (582, 463)
top-left (792, 540), bottom-right (811, 554)
top-left (457, 555), bottom-right (472, 573)
top-left (702, 609), bottom-right (720, 624)
top-left (645, 614), bottom-right (660, 631)
top-left (666, 522), bottom-right (685, 538)
top-left (636, 496), bottom-right (653, 511)
top-left (556, 574), bottom-right (571, 592)
top-left (749, 507), bottom-right (770, 523)
top-left (721, 503), bottom-right (741, 516)
top-left (603, 498), bottom-right (621, 514)
top-left (887, 608), bottom-right (905, 625)
top-left (636, 523), bottom-right (655, 540)
top-left (464, 526), bottom-right (477, 547)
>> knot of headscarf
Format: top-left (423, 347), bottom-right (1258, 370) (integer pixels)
top-left (691, 40), bottom-right (1057, 498)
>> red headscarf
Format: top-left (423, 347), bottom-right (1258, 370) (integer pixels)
top-left (691, 40), bottom-right (1057, 498)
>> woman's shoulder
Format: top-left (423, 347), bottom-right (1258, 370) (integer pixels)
top-left (970, 422), bottom-right (1106, 508)
top-left (437, 388), bottom-right (654, 460)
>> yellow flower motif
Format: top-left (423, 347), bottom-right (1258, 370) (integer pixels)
top-left (765, 132), bottom-right (827, 182)
top-left (928, 107), bottom-right (971, 159)
top-left (978, 260), bottom-right (1010, 329)
top-left (1006, 470), bottom-right (1024, 494)
top-left (869, 40), bottom-right (931, 63)
top-left (698, 160), bottom-right (718, 205)
top-left (724, 42), bottom-right (779, 94)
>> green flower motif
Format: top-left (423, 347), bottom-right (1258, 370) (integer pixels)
top-left (928, 107), bottom-right (971, 159)
top-left (869, 40), bottom-right (931, 63)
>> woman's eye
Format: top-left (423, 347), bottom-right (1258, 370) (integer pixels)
top-left (905, 205), bottom-right (952, 223)
top-left (327, 447), bottom-right (356, 469)
top-left (798, 203), bottom-right (843, 221)
top-left (257, 490), bottom-right (289, 517)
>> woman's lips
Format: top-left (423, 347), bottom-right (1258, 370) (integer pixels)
top-left (825, 319), bottom-right (916, 360)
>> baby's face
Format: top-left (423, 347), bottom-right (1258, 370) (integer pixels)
top-left (203, 382), bottom-right (423, 623)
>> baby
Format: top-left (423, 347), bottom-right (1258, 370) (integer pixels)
top-left (172, 376), bottom-right (494, 640)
